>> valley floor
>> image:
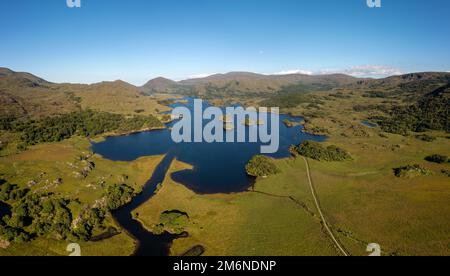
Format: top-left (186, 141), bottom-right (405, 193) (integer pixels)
top-left (0, 89), bottom-right (449, 256)
top-left (134, 130), bottom-right (450, 256)
top-left (134, 91), bottom-right (450, 256)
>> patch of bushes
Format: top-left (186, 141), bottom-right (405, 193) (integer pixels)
top-left (106, 183), bottom-right (135, 211)
top-left (393, 164), bottom-right (432, 178)
top-left (293, 141), bottom-right (351, 162)
top-left (0, 226), bottom-right (30, 243)
top-left (0, 178), bottom-right (110, 244)
top-left (416, 134), bottom-right (436, 142)
top-left (425, 154), bottom-right (448, 164)
top-left (363, 91), bottom-right (388, 98)
top-left (0, 192), bottom-right (95, 243)
top-left (0, 183), bottom-right (29, 202)
top-left (73, 208), bottom-right (106, 241)
top-left (152, 210), bottom-right (189, 235)
top-left (441, 170), bottom-right (450, 177)
top-left (353, 105), bottom-right (390, 113)
top-left (260, 93), bottom-right (324, 109)
top-left (245, 155), bottom-right (280, 177)
top-left (329, 92), bottom-right (351, 99)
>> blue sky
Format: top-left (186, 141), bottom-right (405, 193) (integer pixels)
top-left (1, 0), bottom-right (449, 85)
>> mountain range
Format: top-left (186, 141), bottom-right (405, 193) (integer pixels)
top-left (1, 67), bottom-right (449, 118)
top-left (140, 72), bottom-right (361, 96)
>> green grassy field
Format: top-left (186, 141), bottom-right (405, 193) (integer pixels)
top-left (0, 77), bottom-right (449, 256)
top-left (133, 131), bottom-right (449, 256)
top-left (0, 137), bottom-right (164, 256)
top-left (134, 159), bottom-right (337, 256)
top-left (132, 88), bottom-right (450, 256)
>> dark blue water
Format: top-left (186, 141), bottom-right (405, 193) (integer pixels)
top-left (112, 153), bottom-right (186, 256)
top-left (361, 120), bottom-right (378, 128)
top-left (92, 98), bottom-right (326, 194)
top-left (92, 98), bottom-right (326, 256)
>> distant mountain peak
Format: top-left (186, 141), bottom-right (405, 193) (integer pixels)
top-left (0, 67), bottom-right (15, 77)
top-left (140, 77), bottom-right (179, 94)
top-left (0, 67), bottom-right (49, 86)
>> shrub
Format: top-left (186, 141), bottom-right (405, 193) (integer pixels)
top-left (0, 183), bottom-right (28, 201)
top-left (416, 134), bottom-right (436, 142)
top-left (393, 164), bottom-right (432, 178)
top-left (294, 141), bottom-right (351, 162)
top-left (245, 155), bottom-right (280, 177)
top-left (153, 210), bottom-right (189, 235)
top-left (425, 154), bottom-right (448, 164)
top-left (106, 184), bottom-right (135, 211)
top-left (0, 225), bottom-right (30, 243)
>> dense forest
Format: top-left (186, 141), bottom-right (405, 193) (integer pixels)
top-left (260, 92), bottom-right (325, 109)
top-left (0, 179), bottom-right (135, 243)
top-left (292, 141), bottom-right (351, 162)
top-left (0, 110), bottom-right (163, 146)
top-left (376, 84), bottom-right (450, 135)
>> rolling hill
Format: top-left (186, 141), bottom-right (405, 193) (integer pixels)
top-left (0, 68), bottom-right (168, 118)
top-left (140, 77), bottom-right (179, 94)
top-left (349, 72), bottom-right (450, 100)
top-left (0, 68), bottom-right (78, 118)
top-left (1, 67), bottom-right (450, 119)
top-left (0, 67), bottom-right (49, 87)
top-left (140, 72), bottom-right (359, 96)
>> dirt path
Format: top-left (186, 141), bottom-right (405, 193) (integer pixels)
top-left (303, 157), bottom-right (349, 256)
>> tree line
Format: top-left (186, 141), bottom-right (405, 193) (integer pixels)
top-left (0, 110), bottom-right (163, 146)
top-left (291, 141), bottom-right (351, 162)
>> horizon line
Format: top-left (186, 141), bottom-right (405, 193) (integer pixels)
top-left (1, 66), bottom-right (450, 87)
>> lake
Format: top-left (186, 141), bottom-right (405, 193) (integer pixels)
top-left (92, 98), bottom-right (326, 194)
top-left (91, 98), bottom-right (326, 256)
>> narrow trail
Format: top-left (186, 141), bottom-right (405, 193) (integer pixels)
top-left (250, 190), bottom-right (316, 217)
top-left (302, 157), bottom-right (349, 257)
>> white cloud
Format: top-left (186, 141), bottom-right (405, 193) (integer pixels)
top-left (185, 65), bottom-right (404, 80)
top-left (270, 66), bottom-right (402, 78)
top-left (272, 69), bottom-right (313, 75)
top-left (187, 73), bottom-right (217, 79)
top-left (318, 65), bottom-right (403, 78)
